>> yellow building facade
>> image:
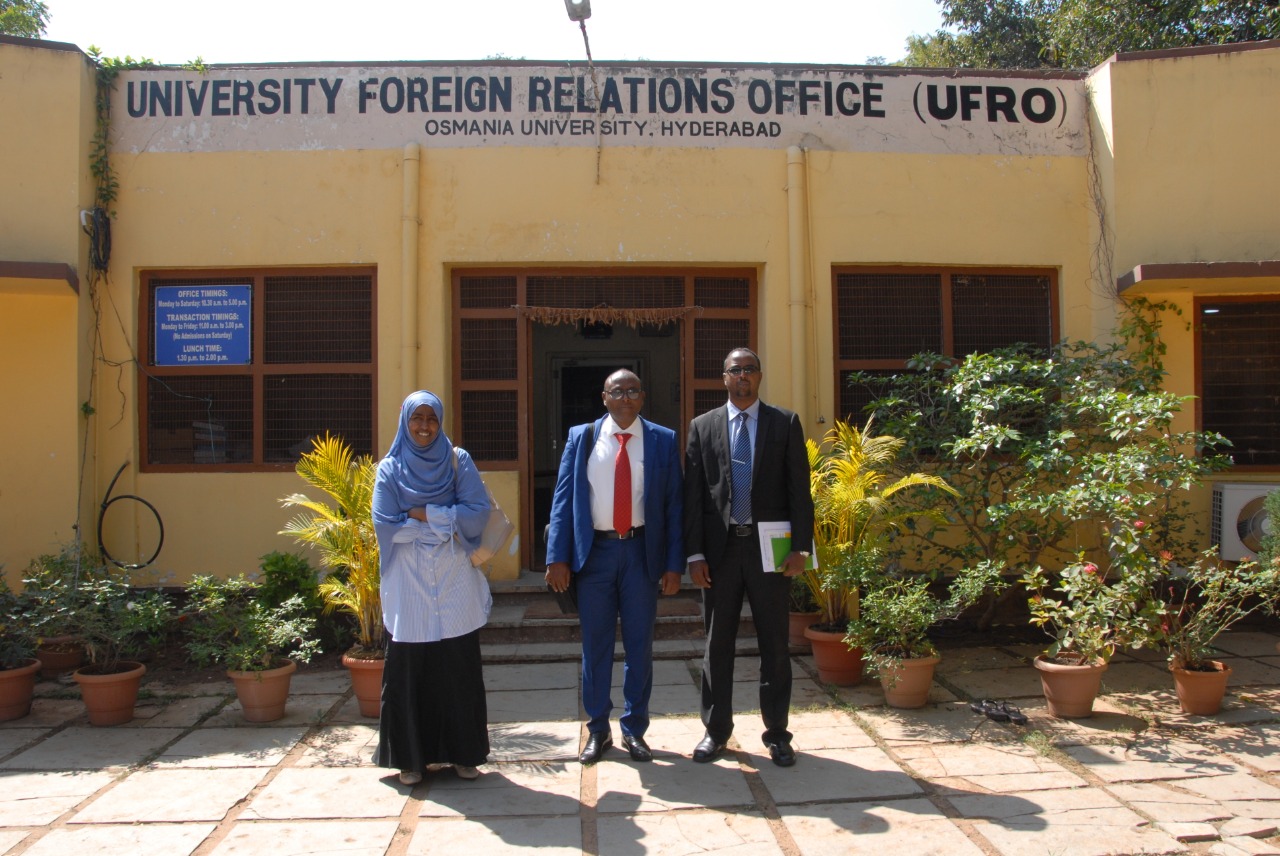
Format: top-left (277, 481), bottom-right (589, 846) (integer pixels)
top-left (2, 35), bottom-right (1277, 585)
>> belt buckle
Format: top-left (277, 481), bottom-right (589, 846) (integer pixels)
top-left (620, 528), bottom-right (634, 540)
top-left (733, 524), bottom-right (752, 537)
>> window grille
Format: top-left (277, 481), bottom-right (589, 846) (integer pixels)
top-left (264, 275), bottom-right (372, 364)
top-left (1200, 300), bottom-right (1280, 468)
top-left (141, 269), bottom-right (375, 471)
top-left (460, 390), bottom-right (520, 460)
top-left (833, 267), bottom-right (1057, 422)
top-left (694, 319), bottom-right (751, 379)
top-left (460, 319), bottom-right (518, 381)
top-left (694, 276), bottom-right (751, 308)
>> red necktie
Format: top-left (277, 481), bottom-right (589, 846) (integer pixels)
top-left (614, 433), bottom-right (632, 535)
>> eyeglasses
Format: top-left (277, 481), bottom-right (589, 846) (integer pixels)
top-left (723, 365), bottom-right (760, 376)
top-left (605, 388), bottom-right (643, 400)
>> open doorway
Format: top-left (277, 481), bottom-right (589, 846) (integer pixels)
top-left (452, 268), bottom-right (756, 572)
top-left (530, 321), bottom-right (681, 568)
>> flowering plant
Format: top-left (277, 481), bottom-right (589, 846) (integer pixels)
top-left (856, 300), bottom-right (1232, 635)
top-left (1022, 554), bottom-right (1158, 665)
top-left (1153, 550), bottom-right (1280, 671)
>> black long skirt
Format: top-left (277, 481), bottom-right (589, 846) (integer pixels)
top-left (374, 629), bottom-right (490, 771)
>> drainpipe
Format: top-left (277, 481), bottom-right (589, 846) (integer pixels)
top-left (401, 143), bottom-right (421, 394)
top-left (786, 146), bottom-right (811, 424)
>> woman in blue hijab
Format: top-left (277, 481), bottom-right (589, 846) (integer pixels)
top-left (372, 390), bottom-right (492, 785)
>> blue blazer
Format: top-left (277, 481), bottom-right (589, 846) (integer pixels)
top-left (546, 415), bottom-right (684, 582)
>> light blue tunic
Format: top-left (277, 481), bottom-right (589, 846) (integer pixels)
top-left (374, 447), bottom-right (492, 643)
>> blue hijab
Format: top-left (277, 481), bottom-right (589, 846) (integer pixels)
top-left (382, 390), bottom-right (456, 509)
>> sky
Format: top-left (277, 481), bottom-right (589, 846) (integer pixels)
top-left (40, 0), bottom-right (945, 67)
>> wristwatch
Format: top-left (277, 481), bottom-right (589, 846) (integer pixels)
top-left (798, 551), bottom-right (811, 558)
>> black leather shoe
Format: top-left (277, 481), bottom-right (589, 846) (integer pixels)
top-left (579, 732), bottom-right (612, 764)
top-left (766, 740), bottom-right (797, 767)
top-left (692, 734), bottom-right (727, 763)
top-left (622, 734), bottom-right (653, 762)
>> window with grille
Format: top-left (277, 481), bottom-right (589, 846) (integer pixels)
top-left (1199, 299), bottom-right (1280, 469)
top-left (833, 268), bottom-right (1056, 421)
top-left (140, 269), bottom-right (376, 471)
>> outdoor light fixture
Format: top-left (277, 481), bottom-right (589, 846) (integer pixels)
top-left (564, 0), bottom-right (591, 21)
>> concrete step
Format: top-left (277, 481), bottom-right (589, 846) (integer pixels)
top-left (482, 569), bottom-right (763, 658)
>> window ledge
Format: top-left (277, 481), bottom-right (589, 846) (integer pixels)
top-left (1118, 260), bottom-right (1280, 296)
top-left (0, 261), bottom-right (79, 295)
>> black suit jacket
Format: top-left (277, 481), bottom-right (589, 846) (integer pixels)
top-left (683, 401), bottom-right (814, 566)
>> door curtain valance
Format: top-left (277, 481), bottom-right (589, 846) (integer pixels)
top-left (515, 304), bottom-right (703, 328)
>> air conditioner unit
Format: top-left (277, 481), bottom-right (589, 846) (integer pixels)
top-left (1212, 483), bottom-right (1279, 562)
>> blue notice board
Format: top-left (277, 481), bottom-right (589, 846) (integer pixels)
top-left (154, 285), bottom-right (251, 366)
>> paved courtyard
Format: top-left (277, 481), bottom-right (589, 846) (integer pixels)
top-left (5, 631), bottom-right (1280, 855)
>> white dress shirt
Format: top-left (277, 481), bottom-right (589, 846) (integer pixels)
top-left (587, 416), bottom-right (646, 531)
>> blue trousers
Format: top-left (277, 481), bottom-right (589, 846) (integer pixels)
top-left (577, 536), bottom-right (658, 739)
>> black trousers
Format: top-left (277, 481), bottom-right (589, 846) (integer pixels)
top-left (699, 532), bottom-right (793, 746)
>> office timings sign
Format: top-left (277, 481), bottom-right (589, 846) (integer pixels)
top-left (154, 285), bottom-right (251, 366)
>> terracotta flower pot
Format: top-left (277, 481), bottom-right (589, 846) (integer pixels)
top-left (227, 659), bottom-right (297, 723)
top-left (73, 661), bottom-right (146, 726)
top-left (879, 653), bottom-right (941, 709)
top-left (788, 611), bottom-right (821, 648)
top-left (1034, 654), bottom-right (1107, 718)
top-left (342, 653), bottom-right (385, 718)
top-left (1171, 660), bottom-right (1232, 716)
top-left (0, 659), bottom-right (41, 722)
top-left (804, 625), bottom-right (864, 686)
top-left (35, 636), bottom-right (85, 676)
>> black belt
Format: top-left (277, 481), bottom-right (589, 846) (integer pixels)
top-left (595, 526), bottom-right (645, 541)
top-left (730, 523), bottom-right (754, 537)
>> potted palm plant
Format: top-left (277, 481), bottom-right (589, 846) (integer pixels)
top-left (184, 574), bottom-right (319, 722)
top-left (787, 576), bottom-right (821, 648)
top-left (801, 417), bottom-right (956, 685)
top-left (0, 581), bottom-right (40, 722)
top-left (279, 433), bottom-right (384, 717)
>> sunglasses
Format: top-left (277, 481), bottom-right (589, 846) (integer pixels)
top-left (723, 365), bottom-right (760, 376)
top-left (605, 388), bottom-right (644, 400)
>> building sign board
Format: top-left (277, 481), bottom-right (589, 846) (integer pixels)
top-left (154, 285), bottom-right (251, 366)
top-left (113, 64), bottom-right (1087, 157)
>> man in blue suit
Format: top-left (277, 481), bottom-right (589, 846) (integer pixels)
top-left (545, 368), bottom-right (684, 764)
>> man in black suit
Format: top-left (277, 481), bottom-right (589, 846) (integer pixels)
top-left (683, 347), bottom-right (814, 767)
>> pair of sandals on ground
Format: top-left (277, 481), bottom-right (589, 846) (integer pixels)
top-left (399, 763), bottom-right (479, 785)
top-left (969, 699), bottom-right (1028, 725)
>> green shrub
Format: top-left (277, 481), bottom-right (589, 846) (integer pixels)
top-left (184, 574), bottom-right (319, 672)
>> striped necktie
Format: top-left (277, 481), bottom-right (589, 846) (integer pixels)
top-left (730, 413), bottom-right (752, 524)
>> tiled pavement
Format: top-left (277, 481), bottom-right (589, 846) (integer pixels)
top-left (5, 631), bottom-right (1280, 855)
